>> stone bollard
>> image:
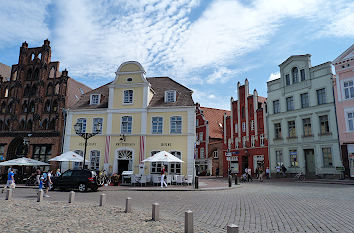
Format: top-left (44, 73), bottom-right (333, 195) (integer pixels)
top-left (227, 224), bottom-right (239, 233)
top-left (228, 175), bottom-right (232, 187)
top-left (152, 203), bottom-right (160, 221)
top-left (37, 190), bottom-right (43, 202)
top-left (69, 191), bottom-right (75, 203)
top-left (185, 210), bottom-right (193, 233)
top-left (194, 176), bottom-right (199, 189)
top-left (235, 175), bottom-right (238, 185)
top-left (125, 197), bottom-right (132, 213)
top-left (5, 188), bottom-right (12, 200)
top-left (99, 193), bottom-right (106, 206)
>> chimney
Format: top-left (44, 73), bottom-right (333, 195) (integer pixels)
top-left (21, 41), bottom-right (28, 48)
top-left (62, 69), bottom-right (68, 77)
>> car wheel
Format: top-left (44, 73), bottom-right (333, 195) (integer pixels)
top-left (78, 183), bottom-right (87, 192)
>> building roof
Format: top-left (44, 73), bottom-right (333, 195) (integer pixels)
top-left (0, 62), bottom-right (11, 81)
top-left (70, 76), bottom-right (194, 110)
top-left (200, 107), bottom-right (230, 139)
top-left (333, 44), bottom-right (354, 64)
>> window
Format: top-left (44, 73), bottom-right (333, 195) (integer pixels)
top-left (200, 148), bottom-right (204, 158)
top-left (151, 162), bottom-right (163, 174)
top-left (0, 145), bottom-right (4, 159)
top-left (32, 145), bottom-right (52, 163)
top-left (300, 69), bottom-right (305, 81)
top-left (170, 116), bottom-right (182, 134)
top-left (165, 90), bottom-right (176, 103)
top-left (344, 81), bottom-right (354, 99)
top-left (292, 67), bottom-right (299, 83)
top-left (235, 123), bottom-right (238, 133)
top-left (288, 121), bottom-right (296, 138)
top-left (251, 120), bottom-right (254, 131)
top-left (289, 150), bottom-right (298, 167)
top-left (29, 101), bottom-right (35, 113)
top-left (242, 122), bottom-right (246, 132)
top-left (235, 138), bottom-right (239, 149)
top-left (123, 90), bottom-right (133, 104)
top-left (126, 77), bottom-right (133, 82)
top-left (196, 119), bottom-right (199, 126)
top-left (79, 88), bottom-right (84, 95)
top-left (303, 118), bottom-right (312, 136)
top-left (76, 118), bottom-right (87, 133)
top-left (228, 138), bottom-right (231, 149)
top-left (74, 150), bottom-right (83, 169)
top-left (275, 150), bottom-right (283, 166)
top-left (241, 107), bottom-right (245, 119)
top-left (285, 74), bottom-right (290, 85)
top-left (319, 115), bottom-right (329, 135)
top-left (260, 134), bottom-right (264, 146)
top-left (170, 151), bottom-right (181, 174)
top-left (44, 100), bottom-right (51, 112)
top-left (273, 100), bottom-right (280, 114)
top-left (300, 93), bottom-right (309, 108)
top-left (22, 101), bottom-right (28, 113)
top-left (121, 116), bottom-right (132, 134)
top-left (251, 135), bottom-right (255, 147)
top-left (49, 67), bottom-right (55, 79)
top-left (90, 150), bottom-right (100, 170)
top-left (93, 118), bottom-right (103, 134)
top-left (213, 150), bottom-right (218, 159)
top-left (52, 100), bottom-right (58, 112)
top-left (317, 88), bottom-right (326, 105)
top-left (152, 117), bottom-right (163, 134)
top-left (90, 94), bottom-right (100, 105)
top-left (347, 112), bottom-right (354, 131)
top-left (322, 148), bottom-right (333, 167)
top-left (242, 136), bottom-right (246, 148)
top-left (274, 123), bottom-right (282, 139)
top-left (286, 97), bottom-right (294, 111)
top-left (199, 132), bottom-right (203, 141)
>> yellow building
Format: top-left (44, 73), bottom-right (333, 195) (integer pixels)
top-left (63, 61), bottom-right (196, 177)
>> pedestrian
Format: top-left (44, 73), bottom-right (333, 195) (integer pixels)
top-left (44, 170), bottom-right (52, 197)
top-left (215, 167), bottom-right (219, 178)
top-left (276, 165), bottom-right (281, 178)
top-left (160, 166), bottom-right (167, 188)
top-left (55, 168), bottom-right (61, 177)
top-left (259, 167), bottom-right (264, 182)
top-left (255, 166), bottom-right (259, 179)
top-left (266, 167), bottom-right (270, 179)
top-left (39, 175), bottom-right (44, 191)
top-left (2, 168), bottom-right (15, 193)
top-left (281, 164), bottom-right (287, 177)
top-left (35, 168), bottom-right (41, 186)
top-left (247, 168), bottom-right (253, 182)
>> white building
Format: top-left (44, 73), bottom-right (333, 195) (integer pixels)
top-left (267, 54), bottom-right (342, 178)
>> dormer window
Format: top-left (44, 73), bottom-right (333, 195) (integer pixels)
top-left (126, 77), bottom-right (133, 82)
top-left (165, 90), bottom-right (176, 103)
top-left (90, 94), bottom-right (100, 105)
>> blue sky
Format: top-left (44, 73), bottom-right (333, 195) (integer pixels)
top-left (0, 0), bottom-right (353, 110)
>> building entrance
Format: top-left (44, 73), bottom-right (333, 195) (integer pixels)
top-left (241, 156), bottom-right (248, 174)
top-left (304, 149), bottom-right (315, 178)
top-left (116, 149), bottom-right (133, 176)
top-left (6, 137), bottom-right (28, 160)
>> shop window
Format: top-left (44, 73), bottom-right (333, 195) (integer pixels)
top-left (322, 148), bottom-right (333, 167)
top-left (275, 150), bottom-right (283, 166)
top-left (289, 150), bottom-right (298, 167)
top-left (170, 151), bottom-right (181, 174)
top-left (32, 145), bottom-right (52, 163)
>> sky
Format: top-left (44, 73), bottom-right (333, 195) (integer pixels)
top-left (0, 0), bottom-right (353, 110)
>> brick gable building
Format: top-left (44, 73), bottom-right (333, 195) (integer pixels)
top-left (223, 79), bottom-right (268, 177)
top-left (0, 40), bottom-right (91, 170)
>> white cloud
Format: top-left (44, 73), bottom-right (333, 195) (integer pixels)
top-left (206, 67), bottom-right (240, 84)
top-left (208, 94), bottom-right (216, 99)
top-left (268, 72), bottom-right (280, 81)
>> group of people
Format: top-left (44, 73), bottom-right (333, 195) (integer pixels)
top-left (1, 167), bottom-right (61, 198)
top-left (276, 164), bottom-right (287, 177)
top-left (241, 166), bottom-right (270, 182)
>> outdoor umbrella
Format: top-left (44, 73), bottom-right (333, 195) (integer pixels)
top-left (0, 157), bottom-right (50, 166)
top-left (49, 151), bottom-right (89, 162)
top-left (142, 150), bottom-right (184, 163)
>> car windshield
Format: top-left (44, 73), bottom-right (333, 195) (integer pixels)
top-left (62, 170), bottom-right (72, 177)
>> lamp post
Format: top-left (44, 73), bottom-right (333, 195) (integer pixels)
top-left (74, 122), bottom-right (102, 170)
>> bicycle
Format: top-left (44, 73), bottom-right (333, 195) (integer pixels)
top-left (294, 171), bottom-right (305, 181)
top-left (97, 169), bottom-right (111, 186)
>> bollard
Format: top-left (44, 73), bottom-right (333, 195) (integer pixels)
top-left (69, 191), bottom-right (75, 203)
top-left (194, 176), bottom-right (199, 189)
top-left (227, 224), bottom-right (239, 233)
top-left (152, 203), bottom-right (160, 221)
top-left (5, 188), bottom-right (12, 200)
top-left (185, 210), bottom-right (193, 233)
top-left (37, 190), bottom-right (43, 202)
top-left (228, 175), bottom-right (232, 187)
top-left (99, 193), bottom-right (106, 206)
top-left (235, 175), bottom-right (238, 185)
top-left (125, 197), bottom-right (132, 213)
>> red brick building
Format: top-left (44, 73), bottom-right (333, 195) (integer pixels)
top-left (0, 40), bottom-right (91, 171)
top-left (223, 79), bottom-right (268, 177)
top-left (196, 104), bottom-right (230, 176)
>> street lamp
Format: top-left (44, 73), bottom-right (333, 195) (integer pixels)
top-left (74, 122), bottom-right (102, 169)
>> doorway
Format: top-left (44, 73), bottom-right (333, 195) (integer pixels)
top-left (117, 160), bottom-right (129, 176)
top-left (241, 156), bottom-right (248, 174)
top-left (304, 149), bottom-right (315, 178)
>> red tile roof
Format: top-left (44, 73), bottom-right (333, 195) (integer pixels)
top-left (200, 107), bottom-right (230, 139)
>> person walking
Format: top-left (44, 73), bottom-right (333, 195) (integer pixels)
top-left (215, 167), bottom-right (219, 178)
top-left (2, 168), bottom-right (15, 193)
top-left (266, 167), bottom-right (270, 179)
top-left (247, 168), bottom-right (253, 182)
top-left (38, 175), bottom-right (44, 192)
top-left (35, 168), bottom-right (41, 186)
top-left (44, 170), bottom-right (52, 197)
top-left (255, 166), bottom-right (259, 179)
top-left (276, 165), bottom-right (281, 178)
top-left (281, 164), bottom-right (287, 177)
top-left (160, 166), bottom-right (168, 188)
top-left (259, 167), bottom-right (264, 182)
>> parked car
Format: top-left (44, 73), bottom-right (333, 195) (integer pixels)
top-left (51, 169), bottom-right (98, 192)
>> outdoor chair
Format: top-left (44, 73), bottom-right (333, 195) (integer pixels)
top-left (166, 175), bottom-right (172, 185)
top-left (152, 175), bottom-right (160, 186)
top-left (184, 175), bottom-right (193, 185)
top-left (139, 175), bottom-right (147, 186)
top-left (131, 175), bottom-right (137, 186)
top-left (176, 175), bottom-right (183, 185)
top-left (172, 175), bottom-right (177, 185)
top-left (146, 174), bottom-right (151, 184)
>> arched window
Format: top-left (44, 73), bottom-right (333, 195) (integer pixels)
top-left (0, 120), bottom-right (3, 130)
top-left (12, 70), bottom-right (18, 81)
top-left (38, 53), bottom-right (42, 61)
top-left (8, 102), bottom-right (14, 113)
top-left (22, 101), bottom-right (28, 113)
top-left (29, 101), bottom-right (35, 113)
top-left (42, 119), bottom-right (48, 130)
top-left (54, 83), bottom-right (60, 95)
top-left (44, 100), bottom-right (51, 112)
top-left (24, 85), bottom-right (30, 97)
top-left (1, 102), bottom-right (5, 113)
top-left (33, 68), bottom-right (40, 80)
top-left (27, 69), bottom-right (32, 80)
top-left (46, 83), bottom-right (53, 96)
top-left (52, 100), bottom-right (58, 112)
top-left (4, 87), bottom-right (9, 98)
top-left (27, 119), bottom-right (33, 131)
top-left (31, 84), bottom-right (37, 96)
top-left (292, 67), bottom-right (298, 83)
top-left (31, 53), bottom-right (35, 61)
top-left (49, 119), bottom-right (56, 130)
top-left (19, 120), bottom-right (26, 130)
top-left (49, 67), bottom-right (55, 79)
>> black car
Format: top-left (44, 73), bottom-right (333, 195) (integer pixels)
top-left (52, 169), bottom-right (99, 192)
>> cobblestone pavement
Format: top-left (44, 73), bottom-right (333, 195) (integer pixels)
top-left (2, 181), bottom-right (354, 233)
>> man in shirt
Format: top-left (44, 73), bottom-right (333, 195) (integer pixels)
top-left (2, 168), bottom-right (14, 193)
